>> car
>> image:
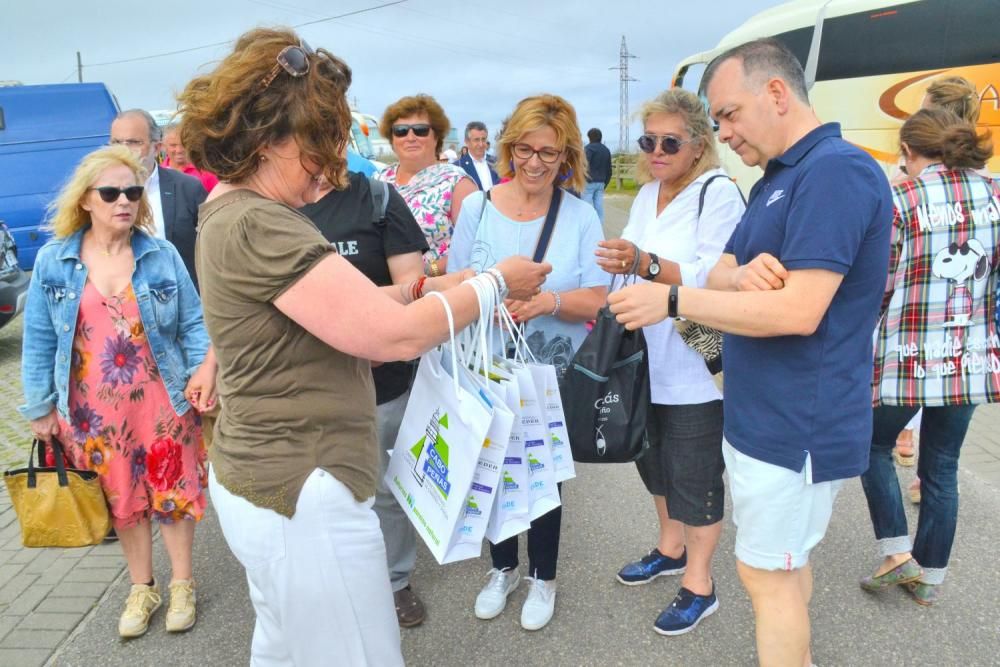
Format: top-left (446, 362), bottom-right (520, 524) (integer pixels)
top-left (0, 222), bottom-right (29, 330)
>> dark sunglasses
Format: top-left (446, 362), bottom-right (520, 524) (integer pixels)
top-left (259, 39), bottom-right (314, 91)
top-left (90, 186), bottom-right (144, 203)
top-left (637, 134), bottom-right (694, 155)
top-left (391, 124), bottom-right (432, 138)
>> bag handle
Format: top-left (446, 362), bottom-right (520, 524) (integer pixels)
top-left (28, 437), bottom-right (70, 489)
top-left (426, 291), bottom-right (461, 400)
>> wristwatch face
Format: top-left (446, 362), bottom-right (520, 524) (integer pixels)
top-left (648, 260), bottom-right (660, 276)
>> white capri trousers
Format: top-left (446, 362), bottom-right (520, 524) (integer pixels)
top-left (209, 466), bottom-right (403, 667)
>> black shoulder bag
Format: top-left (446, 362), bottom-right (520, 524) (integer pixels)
top-left (561, 254), bottom-right (650, 463)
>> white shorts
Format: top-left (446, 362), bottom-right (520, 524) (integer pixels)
top-left (722, 439), bottom-right (844, 571)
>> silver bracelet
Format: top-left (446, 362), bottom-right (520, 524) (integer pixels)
top-left (484, 267), bottom-right (510, 299)
top-left (549, 290), bottom-right (561, 317)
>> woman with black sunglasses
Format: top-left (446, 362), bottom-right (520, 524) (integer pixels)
top-left (20, 145), bottom-right (216, 638)
top-left (377, 94), bottom-right (477, 278)
top-left (594, 88), bottom-right (745, 637)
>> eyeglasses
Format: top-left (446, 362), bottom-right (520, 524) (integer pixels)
top-left (259, 39), bottom-right (314, 91)
top-left (637, 134), bottom-right (695, 155)
top-left (109, 139), bottom-right (146, 148)
top-left (512, 143), bottom-right (562, 163)
top-left (90, 186), bottom-right (144, 203)
top-left (392, 124), bottom-right (432, 138)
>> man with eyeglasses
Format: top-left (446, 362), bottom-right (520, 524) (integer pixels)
top-left (109, 110), bottom-right (207, 289)
top-left (583, 128), bottom-right (612, 222)
top-left (454, 121), bottom-right (499, 192)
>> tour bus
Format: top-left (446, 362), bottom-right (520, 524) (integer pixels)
top-left (671, 0), bottom-right (999, 194)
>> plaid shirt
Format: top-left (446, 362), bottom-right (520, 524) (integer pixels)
top-left (874, 164), bottom-right (1000, 406)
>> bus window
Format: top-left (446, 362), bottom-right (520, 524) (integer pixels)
top-left (817, 0), bottom-right (999, 81)
top-left (676, 63), bottom-right (707, 93)
top-left (772, 26), bottom-right (813, 68)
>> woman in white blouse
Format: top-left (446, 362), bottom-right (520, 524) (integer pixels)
top-left (595, 88), bottom-right (744, 636)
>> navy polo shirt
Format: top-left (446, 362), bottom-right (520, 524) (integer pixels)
top-left (722, 123), bottom-right (893, 482)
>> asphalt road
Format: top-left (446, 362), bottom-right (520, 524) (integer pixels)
top-left (51, 458), bottom-right (1000, 666)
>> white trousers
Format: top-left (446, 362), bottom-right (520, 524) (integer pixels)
top-left (209, 466), bottom-right (403, 667)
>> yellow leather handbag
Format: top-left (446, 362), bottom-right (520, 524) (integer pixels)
top-left (3, 438), bottom-right (111, 548)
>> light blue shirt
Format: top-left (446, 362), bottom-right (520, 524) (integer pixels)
top-left (449, 190), bottom-right (607, 374)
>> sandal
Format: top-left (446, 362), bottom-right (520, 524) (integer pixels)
top-left (893, 429), bottom-right (916, 466)
top-left (394, 585), bottom-right (426, 628)
top-left (908, 478), bottom-right (921, 504)
top-left (905, 580), bottom-right (938, 606)
top-left (860, 558), bottom-right (923, 592)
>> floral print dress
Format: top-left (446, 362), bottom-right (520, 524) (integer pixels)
top-left (378, 163), bottom-right (469, 260)
top-left (59, 282), bottom-right (206, 530)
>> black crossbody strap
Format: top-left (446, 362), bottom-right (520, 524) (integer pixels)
top-left (697, 174), bottom-right (747, 220)
top-left (532, 188), bottom-right (563, 263)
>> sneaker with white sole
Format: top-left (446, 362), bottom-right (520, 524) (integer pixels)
top-left (474, 567), bottom-right (520, 620)
top-left (165, 579), bottom-right (197, 632)
top-left (118, 580), bottom-right (162, 638)
top-left (520, 576), bottom-right (556, 631)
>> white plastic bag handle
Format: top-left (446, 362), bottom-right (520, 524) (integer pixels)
top-left (427, 291), bottom-right (461, 400)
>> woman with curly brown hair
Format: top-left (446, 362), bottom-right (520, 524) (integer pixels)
top-left (177, 27), bottom-right (549, 665)
top-left (377, 94), bottom-right (477, 277)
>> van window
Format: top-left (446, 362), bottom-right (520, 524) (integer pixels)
top-left (816, 0), bottom-right (999, 81)
top-left (677, 63), bottom-right (707, 94)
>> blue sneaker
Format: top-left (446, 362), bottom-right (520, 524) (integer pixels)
top-left (616, 548), bottom-right (687, 585)
top-left (653, 585), bottom-right (719, 636)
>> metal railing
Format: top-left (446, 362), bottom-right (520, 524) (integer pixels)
top-left (610, 154), bottom-right (639, 189)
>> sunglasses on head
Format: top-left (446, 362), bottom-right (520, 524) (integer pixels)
top-left (90, 186), bottom-right (144, 203)
top-left (259, 39), bottom-right (314, 91)
top-left (637, 134), bottom-right (694, 155)
top-left (392, 124), bottom-right (432, 138)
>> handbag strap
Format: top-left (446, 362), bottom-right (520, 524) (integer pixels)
top-left (697, 173), bottom-right (747, 220)
top-left (28, 437), bottom-right (70, 488)
top-left (484, 187), bottom-right (563, 263)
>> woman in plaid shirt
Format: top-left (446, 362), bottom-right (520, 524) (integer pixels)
top-left (860, 107), bottom-right (998, 606)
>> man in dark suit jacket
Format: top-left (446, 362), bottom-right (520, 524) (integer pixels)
top-left (454, 121), bottom-right (499, 191)
top-left (110, 109), bottom-right (208, 289)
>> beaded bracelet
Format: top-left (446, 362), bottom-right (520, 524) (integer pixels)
top-left (549, 290), bottom-right (562, 317)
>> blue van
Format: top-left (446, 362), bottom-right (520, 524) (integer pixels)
top-left (0, 83), bottom-right (119, 270)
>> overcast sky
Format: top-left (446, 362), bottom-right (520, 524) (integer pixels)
top-left (4, 0), bottom-right (779, 151)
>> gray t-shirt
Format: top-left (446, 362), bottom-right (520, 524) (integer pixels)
top-left (448, 190), bottom-right (607, 374)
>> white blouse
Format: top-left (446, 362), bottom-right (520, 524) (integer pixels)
top-left (621, 168), bottom-right (745, 405)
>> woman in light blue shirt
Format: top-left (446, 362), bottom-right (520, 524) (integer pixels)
top-left (449, 94), bottom-right (607, 631)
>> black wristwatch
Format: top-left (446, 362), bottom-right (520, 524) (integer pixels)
top-left (643, 252), bottom-right (661, 281)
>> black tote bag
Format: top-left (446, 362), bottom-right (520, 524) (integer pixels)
top-left (562, 274), bottom-right (650, 463)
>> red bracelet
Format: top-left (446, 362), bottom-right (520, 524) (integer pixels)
top-left (412, 275), bottom-right (428, 301)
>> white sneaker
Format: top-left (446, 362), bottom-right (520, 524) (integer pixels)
top-left (520, 576), bottom-right (556, 631)
top-left (474, 567), bottom-right (520, 619)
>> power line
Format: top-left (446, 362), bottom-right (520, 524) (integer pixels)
top-left (82, 0), bottom-right (407, 69)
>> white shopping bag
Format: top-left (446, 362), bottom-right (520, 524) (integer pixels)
top-left (514, 364), bottom-right (561, 521)
top-left (442, 347), bottom-right (513, 561)
top-left (529, 364), bottom-right (576, 483)
top-left (485, 376), bottom-right (531, 544)
top-left (385, 294), bottom-right (495, 564)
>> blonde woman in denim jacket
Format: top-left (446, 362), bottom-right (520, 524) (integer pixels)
top-left (19, 146), bottom-right (216, 639)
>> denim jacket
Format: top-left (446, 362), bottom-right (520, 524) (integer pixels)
top-left (20, 228), bottom-right (209, 421)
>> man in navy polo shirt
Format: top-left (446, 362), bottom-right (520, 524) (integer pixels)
top-left (607, 38), bottom-right (892, 665)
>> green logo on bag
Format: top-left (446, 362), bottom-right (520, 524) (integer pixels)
top-left (410, 410), bottom-right (452, 498)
